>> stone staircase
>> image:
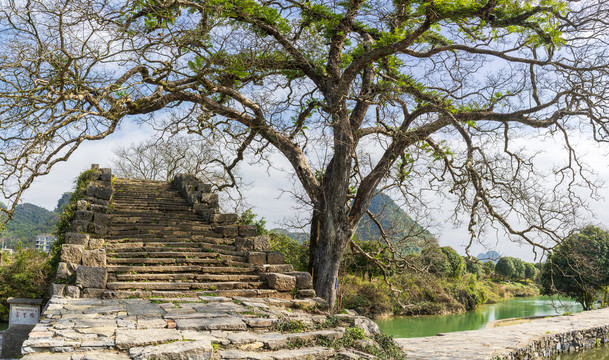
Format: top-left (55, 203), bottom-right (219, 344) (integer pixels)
top-left (102, 177), bottom-right (311, 299)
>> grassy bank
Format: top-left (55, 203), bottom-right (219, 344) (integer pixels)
top-left (337, 273), bottom-right (540, 319)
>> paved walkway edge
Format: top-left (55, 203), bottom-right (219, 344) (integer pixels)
top-left (396, 307), bottom-right (609, 359)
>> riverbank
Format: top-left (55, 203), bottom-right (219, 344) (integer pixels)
top-left (340, 273), bottom-right (540, 318)
top-left (396, 307), bottom-right (609, 359)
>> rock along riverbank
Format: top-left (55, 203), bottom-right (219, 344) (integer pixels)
top-left (396, 306), bottom-right (609, 359)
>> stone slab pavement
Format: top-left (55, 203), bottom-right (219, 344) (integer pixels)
top-left (13, 295), bottom-right (379, 360)
top-left (396, 306), bottom-right (609, 359)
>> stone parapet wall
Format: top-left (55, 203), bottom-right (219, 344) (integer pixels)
top-left (50, 165), bottom-right (112, 299)
top-left (505, 326), bottom-right (609, 359)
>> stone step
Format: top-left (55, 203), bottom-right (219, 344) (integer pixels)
top-left (106, 281), bottom-right (266, 291)
top-left (105, 243), bottom-right (235, 253)
top-left (105, 241), bottom-right (241, 255)
top-left (107, 265), bottom-right (254, 274)
top-left (108, 214), bottom-right (201, 221)
top-left (115, 273), bottom-right (260, 282)
top-left (108, 252), bottom-right (246, 263)
top-left (218, 347), bottom-right (336, 360)
top-left (102, 288), bottom-right (285, 299)
top-left (107, 257), bottom-right (250, 267)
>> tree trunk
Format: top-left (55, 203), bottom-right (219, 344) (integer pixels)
top-left (308, 209), bottom-right (321, 278)
top-left (312, 212), bottom-right (354, 313)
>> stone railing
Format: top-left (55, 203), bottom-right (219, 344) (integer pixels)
top-left (506, 325), bottom-right (609, 359)
top-left (50, 165), bottom-right (112, 299)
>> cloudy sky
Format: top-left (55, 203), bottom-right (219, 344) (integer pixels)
top-left (16, 118), bottom-right (609, 263)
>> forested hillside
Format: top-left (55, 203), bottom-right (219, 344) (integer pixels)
top-left (0, 203), bottom-right (58, 248)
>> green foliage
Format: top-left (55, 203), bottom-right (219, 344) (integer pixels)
top-left (363, 332), bottom-right (407, 360)
top-left (465, 257), bottom-right (484, 280)
top-left (524, 263), bottom-right (538, 280)
top-left (540, 226), bottom-right (609, 310)
top-left (495, 257), bottom-right (515, 279)
top-left (440, 246), bottom-right (466, 279)
top-left (0, 249), bottom-right (52, 320)
top-left (339, 275), bottom-right (395, 317)
top-left (238, 209), bottom-right (268, 236)
top-left (269, 231), bottom-right (308, 272)
top-left (272, 318), bottom-right (307, 333)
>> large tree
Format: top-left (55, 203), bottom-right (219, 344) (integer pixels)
top-left (540, 226), bottom-right (609, 310)
top-left (1, 0), bottom-right (609, 310)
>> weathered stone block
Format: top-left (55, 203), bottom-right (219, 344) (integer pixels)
top-left (239, 225), bottom-right (258, 237)
top-left (235, 237), bottom-right (253, 252)
top-left (91, 223), bottom-right (108, 236)
top-left (266, 273), bottom-right (296, 292)
top-left (86, 184), bottom-right (98, 197)
top-left (81, 288), bottom-right (105, 298)
top-left (116, 329), bottom-right (182, 350)
top-left (267, 252), bottom-right (285, 265)
top-left (88, 238), bottom-right (104, 250)
top-left (74, 210), bottom-right (93, 222)
top-left (297, 289), bottom-right (316, 298)
top-left (93, 213), bottom-right (108, 227)
top-left (49, 283), bottom-right (65, 297)
top-left (213, 213), bottom-right (239, 224)
top-left (100, 168), bottom-right (112, 181)
top-left (187, 191), bottom-right (202, 205)
top-left (286, 272), bottom-right (313, 289)
top-left (129, 339), bottom-right (213, 360)
top-left (75, 266), bottom-right (107, 289)
top-left (82, 249), bottom-right (106, 267)
top-left (65, 286), bottom-right (80, 298)
top-left (95, 185), bottom-right (113, 200)
top-left (248, 252), bottom-right (266, 266)
top-left (71, 220), bottom-right (89, 233)
top-left (216, 225), bottom-right (239, 237)
top-left (252, 236), bottom-right (271, 251)
top-left (1, 324), bottom-right (36, 358)
top-left (76, 200), bottom-right (89, 211)
top-left (198, 183), bottom-right (213, 193)
top-left (89, 204), bottom-right (107, 213)
top-left (353, 316), bottom-right (381, 337)
top-left (55, 262), bottom-right (77, 281)
top-left (60, 244), bottom-right (84, 264)
top-left (65, 232), bottom-right (89, 246)
top-left (200, 193), bottom-right (219, 207)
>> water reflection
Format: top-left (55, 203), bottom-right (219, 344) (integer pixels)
top-left (376, 296), bottom-right (581, 338)
top-left (552, 345), bottom-right (609, 360)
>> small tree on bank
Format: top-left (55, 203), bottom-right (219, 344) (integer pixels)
top-left (540, 226), bottom-right (609, 310)
top-left (2, 0), bottom-right (609, 310)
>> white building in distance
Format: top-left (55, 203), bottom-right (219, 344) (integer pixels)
top-left (35, 234), bottom-right (56, 253)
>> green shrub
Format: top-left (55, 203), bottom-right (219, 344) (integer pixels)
top-left (0, 249), bottom-right (52, 320)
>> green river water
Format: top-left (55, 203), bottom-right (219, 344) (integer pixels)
top-left (375, 296), bottom-right (609, 359)
top-left (375, 296), bottom-right (582, 338)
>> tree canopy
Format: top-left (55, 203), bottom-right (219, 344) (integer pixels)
top-left (540, 226), bottom-right (609, 310)
top-left (1, 0), bottom-right (609, 309)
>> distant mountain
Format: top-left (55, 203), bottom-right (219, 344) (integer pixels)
top-left (1, 203), bottom-right (58, 248)
top-left (355, 193), bottom-right (434, 247)
top-left (281, 193), bottom-right (435, 250)
top-left (476, 250), bottom-right (500, 263)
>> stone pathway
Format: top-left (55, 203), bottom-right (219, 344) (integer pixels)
top-left (19, 296), bottom-right (381, 360)
top-left (396, 306), bottom-right (609, 359)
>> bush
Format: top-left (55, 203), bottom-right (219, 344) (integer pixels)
top-left (0, 249), bottom-right (52, 320)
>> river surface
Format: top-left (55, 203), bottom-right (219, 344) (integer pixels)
top-left (376, 296), bottom-right (582, 338)
top-left (552, 346), bottom-right (609, 360)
